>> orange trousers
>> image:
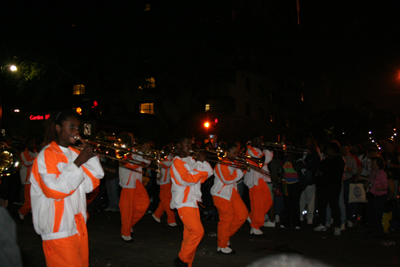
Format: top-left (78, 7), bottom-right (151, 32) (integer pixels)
top-left (154, 183), bottom-right (176, 224)
top-left (119, 181), bottom-right (150, 236)
top-left (249, 179), bottom-right (273, 230)
top-left (42, 213), bottom-right (88, 267)
top-left (213, 189), bottom-right (248, 248)
top-left (19, 184), bottom-right (31, 216)
top-left (177, 207), bottom-right (204, 267)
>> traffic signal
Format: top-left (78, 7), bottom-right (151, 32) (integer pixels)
top-left (75, 107), bottom-right (82, 115)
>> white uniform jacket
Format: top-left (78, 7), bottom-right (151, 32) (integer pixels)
top-left (20, 149), bottom-right (38, 185)
top-left (170, 156), bottom-right (213, 209)
top-left (30, 141), bottom-right (104, 241)
top-left (157, 155), bottom-right (173, 186)
top-left (119, 148), bottom-right (151, 189)
top-left (244, 146), bottom-right (273, 188)
top-left (210, 158), bottom-right (244, 201)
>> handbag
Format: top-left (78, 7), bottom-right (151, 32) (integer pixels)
top-left (348, 183), bottom-right (367, 203)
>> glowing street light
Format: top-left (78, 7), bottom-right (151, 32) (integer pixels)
top-left (204, 122), bottom-right (210, 128)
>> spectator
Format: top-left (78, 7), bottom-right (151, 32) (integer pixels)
top-left (314, 141), bottom-right (345, 236)
top-left (341, 142), bottom-right (358, 227)
top-left (299, 134), bottom-right (320, 225)
top-left (366, 155), bottom-right (388, 237)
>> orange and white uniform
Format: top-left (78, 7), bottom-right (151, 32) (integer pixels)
top-left (170, 156), bottom-right (213, 267)
top-left (244, 146), bottom-right (273, 230)
top-left (30, 141), bottom-right (104, 267)
top-left (18, 148), bottom-right (38, 216)
top-left (211, 158), bottom-right (248, 248)
top-left (153, 154), bottom-right (175, 224)
top-left (118, 149), bottom-right (151, 237)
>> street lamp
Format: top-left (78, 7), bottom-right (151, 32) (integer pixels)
top-left (0, 65), bottom-right (18, 134)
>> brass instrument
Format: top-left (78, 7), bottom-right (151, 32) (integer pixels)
top-left (73, 135), bottom-right (161, 172)
top-left (0, 143), bottom-right (20, 177)
top-left (261, 142), bottom-right (309, 155)
top-left (190, 148), bottom-right (281, 182)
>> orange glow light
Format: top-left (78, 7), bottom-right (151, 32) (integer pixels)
top-left (204, 122), bottom-right (210, 128)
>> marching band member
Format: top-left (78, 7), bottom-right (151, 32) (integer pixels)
top-left (244, 135), bottom-right (273, 235)
top-left (152, 146), bottom-right (177, 226)
top-left (170, 134), bottom-right (213, 267)
top-left (118, 134), bottom-right (151, 242)
top-left (18, 137), bottom-right (38, 220)
top-left (211, 142), bottom-right (248, 254)
top-left (30, 110), bottom-right (104, 267)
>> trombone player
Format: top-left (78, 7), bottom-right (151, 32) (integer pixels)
top-left (210, 142), bottom-right (249, 254)
top-left (118, 133), bottom-right (151, 242)
top-left (244, 135), bottom-right (274, 235)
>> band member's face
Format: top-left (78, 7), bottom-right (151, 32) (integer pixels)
top-left (253, 137), bottom-right (263, 148)
top-left (178, 138), bottom-right (192, 157)
top-left (27, 139), bottom-right (36, 151)
top-left (140, 143), bottom-right (150, 152)
top-left (226, 147), bottom-right (238, 160)
top-left (56, 116), bottom-right (80, 148)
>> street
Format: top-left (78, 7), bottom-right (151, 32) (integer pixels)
top-left (10, 203), bottom-right (398, 267)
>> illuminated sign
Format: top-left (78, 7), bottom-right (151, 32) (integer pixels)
top-left (30, 114), bottom-right (50, 121)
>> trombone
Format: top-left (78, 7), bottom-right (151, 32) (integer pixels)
top-left (73, 136), bottom-right (161, 172)
top-left (191, 149), bottom-right (281, 182)
top-left (262, 142), bottom-right (309, 155)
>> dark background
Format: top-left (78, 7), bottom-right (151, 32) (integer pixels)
top-left (2, 0), bottom-right (400, 145)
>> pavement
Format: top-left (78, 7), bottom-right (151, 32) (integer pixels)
top-left (8, 203), bottom-right (399, 267)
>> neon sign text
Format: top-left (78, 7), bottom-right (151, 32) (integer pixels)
top-left (30, 114), bottom-right (50, 121)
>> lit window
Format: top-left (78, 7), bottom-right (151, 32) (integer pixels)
top-left (140, 103), bottom-right (154, 114)
top-left (145, 77), bottom-right (156, 88)
top-left (73, 84), bottom-right (85, 95)
top-left (205, 104), bottom-right (210, 111)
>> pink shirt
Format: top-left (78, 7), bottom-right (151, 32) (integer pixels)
top-left (369, 169), bottom-right (388, 196)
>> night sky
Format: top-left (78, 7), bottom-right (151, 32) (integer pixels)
top-left (2, 0), bottom-right (400, 114)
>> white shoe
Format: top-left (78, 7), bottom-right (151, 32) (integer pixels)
top-left (263, 221), bottom-right (276, 227)
top-left (280, 225), bottom-right (285, 229)
top-left (217, 246), bottom-right (235, 254)
top-left (121, 235), bottom-right (132, 242)
top-left (334, 227), bottom-right (341, 236)
top-left (168, 222), bottom-right (177, 227)
top-left (341, 224), bottom-right (346, 231)
top-left (347, 221), bottom-right (353, 228)
top-left (247, 217), bottom-right (252, 223)
top-left (152, 214), bottom-right (161, 223)
top-left (250, 227), bottom-right (263, 235)
top-left (18, 211), bottom-right (24, 220)
top-left (275, 215), bottom-right (280, 223)
top-left (295, 226), bottom-right (301, 230)
top-left (314, 224), bottom-right (327, 232)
